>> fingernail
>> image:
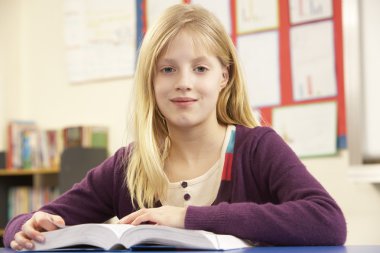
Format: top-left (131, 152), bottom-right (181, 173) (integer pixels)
top-left (55, 222), bottom-right (65, 228)
top-left (50, 217), bottom-right (64, 228)
top-left (26, 242), bottom-right (33, 249)
top-left (36, 235), bottom-right (45, 242)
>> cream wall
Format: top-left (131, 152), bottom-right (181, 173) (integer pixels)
top-left (0, 0), bottom-right (133, 153)
top-left (0, 0), bottom-right (23, 151)
top-left (1, 0), bottom-right (379, 245)
top-left (304, 152), bottom-right (380, 244)
top-left (0, 1), bottom-right (5, 151)
top-left (362, 0), bottom-right (380, 159)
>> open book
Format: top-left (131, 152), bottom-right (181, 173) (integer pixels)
top-left (31, 223), bottom-right (252, 251)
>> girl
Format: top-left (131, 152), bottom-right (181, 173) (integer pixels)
top-left (4, 4), bottom-right (346, 249)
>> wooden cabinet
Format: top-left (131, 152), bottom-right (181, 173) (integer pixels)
top-left (0, 168), bottom-right (59, 238)
top-left (0, 147), bottom-right (108, 247)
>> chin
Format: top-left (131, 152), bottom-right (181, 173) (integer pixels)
top-left (168, 118), bottom-right (199, 129)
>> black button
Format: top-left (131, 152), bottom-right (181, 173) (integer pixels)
top-left (181, 181), bottom-right (188, 188)
top-left (184, 193), bottom-right (191, 201)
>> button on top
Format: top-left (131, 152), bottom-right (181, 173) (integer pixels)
top-left (184, 193), bottom-right (191, 201)
top-left (181, 181), bottom-right (188, 188)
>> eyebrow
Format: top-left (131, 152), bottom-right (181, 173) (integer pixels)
top-left (158, 56), bottom-right (211, 64)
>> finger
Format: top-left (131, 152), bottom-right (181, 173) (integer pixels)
top-left (14, 231), bottom-right (35, 250)
top-left (22, 219), bottom-right (45, 243)
top-left (50, 215), bottom-right (66, 228)
top-left (118, 214), bottom-right (135, 224)
top-left (34, 213), bottom-right (61, 232)
top-left (10, 240), bottom-right (23, 251)
top-left (131, 213), bottom-right (158, 226)
top-left (118, 209), bottom-right (147, 224)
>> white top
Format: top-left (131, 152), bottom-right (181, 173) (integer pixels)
top-left (161, 125), bottom-right (235, 207)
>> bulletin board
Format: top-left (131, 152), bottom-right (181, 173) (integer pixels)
top-left (136, 0), bottom-right (346, 158)
top-left (63, 0), bottom-right (137, 83)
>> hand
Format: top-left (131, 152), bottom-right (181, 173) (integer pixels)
top-left (10, 211), bottom-right (65, 251)
top-left (118, 205), bottom-right (187, 228)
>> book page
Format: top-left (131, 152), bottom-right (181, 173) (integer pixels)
top-left (98, 223), bottom-right (135, 238)
top-left (33, 224), bottom-right (251, 250)
top-left (119, 225), bottom-right (251, 250)
top-left (120, 225), bottom-right (218, 249)
top-left (33, 224), bottom-right (131, 250)
top-left (215, 234), bottom-right (253, 250)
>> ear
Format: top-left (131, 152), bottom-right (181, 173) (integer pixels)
top-left (220, 66), bottom-right (229, 89)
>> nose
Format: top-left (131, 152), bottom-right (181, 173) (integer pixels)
top-left (175, 69), bottom-right (193, 91)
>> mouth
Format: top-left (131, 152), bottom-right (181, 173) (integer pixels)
top-left (170, 97), bottom-right (197, 102)
top-left (170, 97), bottom-right (197, 106)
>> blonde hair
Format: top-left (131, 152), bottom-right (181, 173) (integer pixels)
top-left (125, 4), bottom-right (260, 209)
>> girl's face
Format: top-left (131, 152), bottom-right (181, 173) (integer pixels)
top-left (153, 30), bottom-right (228, 131)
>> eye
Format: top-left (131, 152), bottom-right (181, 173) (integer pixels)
top-left (194, 66), bottom-right (208, 73)
top-left (161, 67), bottom-right (175, 73)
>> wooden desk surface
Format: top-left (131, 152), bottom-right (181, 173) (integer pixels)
top-left (1, 246), bottom-right (380, 253)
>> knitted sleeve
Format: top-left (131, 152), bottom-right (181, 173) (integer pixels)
top-left (185, 127), bottom-right (346, 246)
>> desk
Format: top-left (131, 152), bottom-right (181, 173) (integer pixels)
top-left (1, 246), bottom-right (379, 253)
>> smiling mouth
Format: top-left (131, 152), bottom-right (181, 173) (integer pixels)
top-left (170, 97), bottom-right (197, 103)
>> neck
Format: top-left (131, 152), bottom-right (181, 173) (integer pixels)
top-left (167, 122), bottom-right (227, 162)
top-left (163, 120), bottom-right (227, 183)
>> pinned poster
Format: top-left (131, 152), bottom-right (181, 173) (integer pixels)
top-left (236, 0), bottom-right (278, 34)
top-left (237, 31), bottom-right (280, 108)
top-left (64, 0), bottom-right (136, 83)
top-left (146, 0), bottom-right (182, 29)
top-left (290, 20), bottom-right (337, 101)
top-left (272, 101), bottom-right (337, 157)
top-left (289, 0), bottom-right (333, 24)
top-left (191, 0), bottom-right (232, 35)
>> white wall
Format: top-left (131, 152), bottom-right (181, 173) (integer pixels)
top-left (0, 0), bottom-right (133, 153)
top-left (304, 151), bottom-right (380, 244)
top-left (0, 0), bottom-right (23, 150)
top-left (362, 0), bottom-right (380, 160)
top-left (0, 1), bottom-right (5, 151)
top-left (1, 0), bottom-right (380, 245)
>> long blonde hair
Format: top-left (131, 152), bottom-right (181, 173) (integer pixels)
top-left (125, 4), bottom-right (260, 209)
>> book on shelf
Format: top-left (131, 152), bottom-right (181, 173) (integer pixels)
top-left (7, 121), bottom-right (39, 169)
top-left (63, 126), bottom-right (108, 149)
top-left (42, 129), bottom-right (63, 169)
top-left (8, 186), bottom-right (59, 221)
top-left (31, 223), bottom-right (252, 251)
top-left (6, 121), bottom-right (63, 170)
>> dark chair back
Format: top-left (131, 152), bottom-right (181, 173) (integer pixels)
top-left (59, 147), bottom-right (107, 193)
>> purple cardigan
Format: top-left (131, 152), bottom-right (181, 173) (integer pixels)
top-left (3, 126), bottom-right (346, 247)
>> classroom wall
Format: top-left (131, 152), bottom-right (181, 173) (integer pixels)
top-left (1, 0), bottom-right (380, 245)
top-left (0, 0), bottom-right (23, 151)
top-left (0, 1), bottom-right (5, 152)
top-left (362, 0), bottom-right (380, 160)
top-left (0, 0), bottom-right (133, 153)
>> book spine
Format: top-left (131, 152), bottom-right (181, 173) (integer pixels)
top-left (6, 123), bottom-right (13, 169)
top-left (62, 126), bottom-right (108, 150)
top-left (64, 126), bottom-right (83, 148)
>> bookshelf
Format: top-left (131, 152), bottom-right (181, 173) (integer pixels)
top-left (0, 147), bottom-right (108, 242)
top-left (0, 123), bottom-right (109, 244)
top-left (0, 168), bottom-right (59, 176)
top-left (0, 167), bottom-right (60, 238)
